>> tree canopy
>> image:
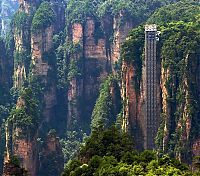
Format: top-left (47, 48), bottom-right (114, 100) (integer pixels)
top-left (62, 127), bottom-right (192, 176)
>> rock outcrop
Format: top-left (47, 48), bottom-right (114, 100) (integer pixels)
top-left (4, 90), bottom-right (39, 175)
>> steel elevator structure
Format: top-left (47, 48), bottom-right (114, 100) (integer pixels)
top-left (144, 24), bottom-right (159, 149)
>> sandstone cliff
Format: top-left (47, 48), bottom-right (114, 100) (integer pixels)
top-left (4, 1), bottom-right (65, 175)
top-left (4, 89), bottom-right (39, 175)
top-left (66, 13), bottom-right (135, 130)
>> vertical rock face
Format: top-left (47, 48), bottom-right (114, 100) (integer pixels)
top-left (13, 0), bottom-right (34, 88)
top-left (112, 12), bottom-right (134, 65)
top-left (0, 39), bottom-right (12, 88)
top-left (67, 14), bottom-right (135, 129)
top-left (31, 26), bottom-right (53, 76)
top-left (66, 23), bottom-right (83, 126)
top-left (31, 0), bottom-right (65, 123)
top-left (4, 91), bottom-right (39, 176)
top-left (121, 62), bottom-right (145, 150)
top-left (120, 27), bottom-right (147, 150)
top-left (0, 0), bottom-right (18, 36)
top-left (72, 23), bottom-right (83, 44)
top-left (83, 17), bottom-right (111, 123)
top-left (160, 53), bottom-right (200, 163)
top-left (84, 17), bottom-right (108, 60)
top-left (12, 138), bottom-right (38, 175)
top-left (67, 17), bottom-right (111, 127)
top-left (39, 131), bottom-right (64, 176)
top-left (4, 133), bottom-right (38, 176)
top-left (4, 1), bottom-right (65, 175)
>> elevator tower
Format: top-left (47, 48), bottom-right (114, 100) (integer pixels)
top-left (144, 24), bottom-right (159, 149)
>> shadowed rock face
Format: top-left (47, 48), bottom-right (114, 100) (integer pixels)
top-left (38, 132), bottom-right (64, 176)
top-left (3, 163), bottom-right (27, 176)
top-left (161, 53), bottom-right (200, 163)
top-left (0, 39), bottom-right (9, 86)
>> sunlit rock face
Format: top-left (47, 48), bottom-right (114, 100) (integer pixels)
top-left (0, 0), bottom-right (19, 36)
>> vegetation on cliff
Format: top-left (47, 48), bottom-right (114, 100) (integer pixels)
top-left (121, 26), bottom-right (144, 92)
top-left (31, 2), bottom-right (55, 33)
top-left (91, 75), bottom-right (121, 131)
top-left (66, 0), bottom-right (180, 25)
top-left (13, 11), bottom-right (30, 32)
top-left (147, 1), bottom-right (200, 24)
top-left (7, 88), bottom-right (39, 137)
